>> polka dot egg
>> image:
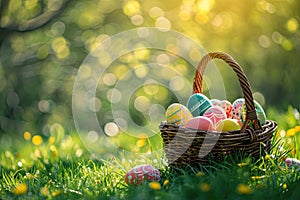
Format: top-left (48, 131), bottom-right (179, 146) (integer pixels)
top-left (231, 98), bottom-right (267, 125)
top-left (166, 103), bottom-right (193, 126)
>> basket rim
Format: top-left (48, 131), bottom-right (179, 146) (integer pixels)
top-left (159, 120), bottom-right (277, 143)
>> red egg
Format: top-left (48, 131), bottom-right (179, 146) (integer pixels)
top-left (125, 164), bottom-right (160, 185)
top-left (185, 116), bottom-right (214, 131)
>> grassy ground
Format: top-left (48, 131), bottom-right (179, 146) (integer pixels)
top-left (0, 106), bottom-right (300, 199)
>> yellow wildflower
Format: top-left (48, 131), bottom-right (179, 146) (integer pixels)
top-left (237, 163), bottom-right (248, 167)
top-left (251, 175), bottom-right (265, 180)
top-left (23, 131), bottom-right (31, 141)
top-left (237, 184), bottom-right (252, 195)
top-left (136, 139), bottom-right (146, 147)
top-left (50, 145), bottom-right (58, 157)
top-left (13, 183), bottom-right (28, 195)
top-left (294, 126), bottom-right (300, 132)
top-left (51, 190), bottom-right (62, 197)
top-left (48, 136), bottom-right (55, 144)
top-left (163, 179), bottom-right (169, 188)
top-left (265, 154), bottom-right (271, 160)
top-left (32, 135), bottom-right (43, 146)
top-left (149, 182), bottom-right (161, 190)
top-left (40, 187), bottom-right (50, 197)
top-left (282, 183), bottom-right (287, 189)
top-left (200, 183), bottom-right (211, 192)
top-left (196, 171), bottom-right (204, 176)
top-left (286, 128), bottom-right (296, 137)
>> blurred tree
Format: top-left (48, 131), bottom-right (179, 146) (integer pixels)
top-left (0, 0), bottom-right (299, 136)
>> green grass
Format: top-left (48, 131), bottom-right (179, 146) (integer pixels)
top-left (1, 106), bottom-right (300, 199)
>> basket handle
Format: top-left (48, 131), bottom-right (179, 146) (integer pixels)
top-left (193, 52), bottom-right (262, 132)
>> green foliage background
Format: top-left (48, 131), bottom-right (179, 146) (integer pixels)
top-left (0, 0), bottom-right (300, 136)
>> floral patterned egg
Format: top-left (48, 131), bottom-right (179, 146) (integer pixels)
top-left (187, 93), bottom-right (212, 117)
top-left (166, 103), bottom-right (193, 126)
top-left (125, 164), bottom-right (160, 185)
top-left (218, 100), bottom-right (233, 118)
top-left (203, 106), bottom-right (227, 127)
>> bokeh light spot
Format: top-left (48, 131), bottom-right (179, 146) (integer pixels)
top-left (131, 14), bottom-right (144, 25)
top-left (258, 35), bottom-right (271, 48)
top-left (47, 0), bottom-right (62, 11)
top-left (51, 21), bottom-right (66, 36)
top-left (272, 32), bottom-right (283, 44)
top-left (7, 92), bottom-right (20, 108)
top-left (169, 75), bottom-right (185, 91)
top-left (253, 92), bottom-right (265, 106)
top-left (88, 97), bottom-right (102, 112)
top-left (88, 131), bottom-right (99, 143)
top-left (115, 118), bottom-right (128, 131)
top-left (134, 96), bottom-right (151, 112)
top-left (106, 89), bottom-right (122, 103)
top-left (78, 64), bottom-right (92, 79)
top-left (197, 0), bottom-right (215, 13)
top-left (38, 100), bottom-right (51, 113)
top-left (281, 39), bottom-right (293, 51)
top-left (195, 13), bottom-right (209, 24)
top-left (286, 18), bottom-right (299, 33)
top-left (104, 122), bottom-right (119, 136)
top-left (37, 45), bottom-right (49, 60)
top-left (212, 15), bottom-right (222, 27)
top-left (25, 0), bottom-right (38, 9)
top-left (103, 73), bottom-right (117, 86)
top-left (149, 7), bottom-right (164, 19)
top-left (155, 17), bottom-right (171, 31)
top-left (156, 54), bottom-right (170, 65)
top-left (123, 0), bottom-right (141, 16)
top-left (143, 82), bottom-right (159, 95)
top-left (134, 66), bottom-right (148, 78)
top-left (189, 48), bottom-right (202, 61)
top-left (75, 149), bottom-right (83, 157)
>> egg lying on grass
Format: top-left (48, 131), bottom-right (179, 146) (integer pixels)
top-left (125, 164), bottom-right (160, 185)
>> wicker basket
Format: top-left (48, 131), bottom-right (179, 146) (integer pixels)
top-left (159, 52), bottom-right (277, 168)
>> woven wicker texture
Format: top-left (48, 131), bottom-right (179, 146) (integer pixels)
top-left (160, 52), bottom-right (277, 168)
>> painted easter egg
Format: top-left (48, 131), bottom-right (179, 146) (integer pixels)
top-left (241, 100), bottom-right (267, 125)
top-left (185, 116), bottom-right (214, 131)
top-left (218, 100), bottom-right (233, 118)
top-left (125, 164), bottom-right (161, 185)
top-left (231, 98), bottom-right (245, 123)
top-left (166, 103), bottom-right (192, 126)
top-left (187, 94), bottom-right (212, 117)
top-left (216, 119), bottom-right (241, 132)
top-left (203, 106), bottom-right (227, 127)
top-left (210, 99), bottom-right (221, 106)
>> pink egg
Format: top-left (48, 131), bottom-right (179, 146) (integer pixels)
top-left (218, 100), bottom-right (233, 118)
top-left (185, 116), bottom-right (214, 131)
top-left (125, 164), bottom-right (160, 185)
top-left (203, 106), bottom-right (227, 127)
top-left (210, 99), bottom-right (221, 106)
